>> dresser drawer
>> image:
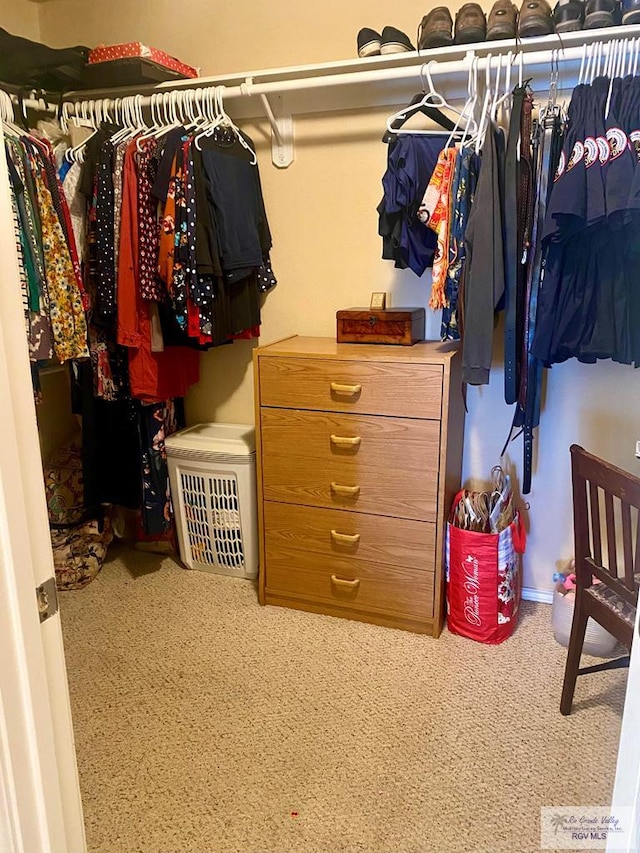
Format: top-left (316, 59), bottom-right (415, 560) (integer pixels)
top-left (259, 357), bottom-right (443, 418)
top-left (265, 548), bottom-right (435, 620)
top-left (264, 501), bottom-right (436, 571)
top-left (260, 408), bottom-right (440, 521)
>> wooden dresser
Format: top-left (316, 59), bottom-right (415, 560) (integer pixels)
top-left (253, 336), bottom-right (464, 636)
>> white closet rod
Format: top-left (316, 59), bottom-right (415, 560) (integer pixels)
top-left (6, 29), bottom-right (638, 166)
top-left (58, 41), bottom-right (617, 108)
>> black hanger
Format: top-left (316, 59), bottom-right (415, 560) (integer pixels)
top-left (382, 92), bottom-right (458, 143)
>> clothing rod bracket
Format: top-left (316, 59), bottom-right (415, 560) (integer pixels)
top-left (243, 78), bottom-right (294, 168)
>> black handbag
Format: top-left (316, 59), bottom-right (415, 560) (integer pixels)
top-left (0, 27), bottom-right (89, 91)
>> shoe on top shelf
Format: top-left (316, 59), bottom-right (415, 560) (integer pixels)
top-left (380, 26), bottom-right (415, 53)
top-left (622, 0), bottom-right (640, 23)
top-left (487, 0), bottom-right (519, 38)
top-left (518, 0), bottom-right (554, 36)
top-left (584, 0), bottom-right (621, 27)
top-left (454, 3), bottom-right (487, 44)
top-left (357, 28), bottom-right (382, 57)
top-left (553, 0), bottom-right (585, 32)
top-left (418, 7), bottom-right (454, 49)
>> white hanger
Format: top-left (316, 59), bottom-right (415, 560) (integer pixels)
top-left (469, 53), bottom-right (495, 153)
top-left (584, 42), bottom-right (595, 84)
top-left (111, 93), bottom-right (148, 148)
top-left (193, 86), bottom-right (226, 149)
top-left (134, 93), bottom-right (160, 145)
top-left (517, 50), bottom-right (524, 88)
top-left (0, 90), bottom-right (26, 138)
top-left (491, 51), bottom-right (515, 126)
top-left (578, 42), bottom-right (588, 86)
top-left (386, 60), bottom-right (474, 136)
top-left (596, 40), bottom-right (605, 78)
top-left (604, 39), bottom-right (617, 80)
top-left (110, 96), bottom-right (136, 145)
top-left (216, 86), bottom-right (257, 163)
top-left (489, 52), bottom-right (503, 119)
top-left (181, 89), bottom-right (201, 131)
top-left (59, 100), bottom-right (74, 135)
top-left (605, 39), bottom-right (624, 119)
top-left (64, 98), bottom-right (101, 163)
top-left (623, 37), bottom-right (634, 76)
top-left (194, 86), bottom-right (257, 163)
top-left (187, 89), bottom-right (209, 132)
top-left (444, 54), bottom-right (480, 149)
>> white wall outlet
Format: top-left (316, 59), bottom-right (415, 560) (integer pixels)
top-left (635, 440), bottom-right (640, 459)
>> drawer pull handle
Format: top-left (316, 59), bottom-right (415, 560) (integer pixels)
top-left (330, 434), bottom-right (361, 448)
top-left (330, 382), bottom-right (362, 396)
top-left (331, 482), bottom-right (361, 497)
top-left (331, 574), bottom-right (360, 589)
top-left (330, 529), bottom-right (361, 545)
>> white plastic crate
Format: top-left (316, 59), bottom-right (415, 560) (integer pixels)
top-left (165, 423), bottom-right (258, 578)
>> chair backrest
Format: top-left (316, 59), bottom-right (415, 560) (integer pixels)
top-left (570, 444), bottom-right (640, 608)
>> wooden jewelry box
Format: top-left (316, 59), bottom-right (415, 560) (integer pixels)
top-left (336, 307), bottom-right (425, 346)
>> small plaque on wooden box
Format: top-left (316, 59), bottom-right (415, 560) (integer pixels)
top-left (336, 308), bottom-right (426, 346)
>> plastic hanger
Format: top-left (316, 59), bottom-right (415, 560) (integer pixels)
top-left (443, 54), bottom-right (480, 149)
top-left (0, 90), bottom-right (27, 138)
top-left (110, 96), bottom-right (136, 145)
top-left (137, 91), bottom-right (182, 148)
top-left (216, 86), bottom-right (257, 163)
top-left (578, 42), bottom-right (588, 86)
top-left (466, 53), bottom-right (494, 153)
top-left (517, 50), bottom-right (524, 88)
top-left (193, 86), bottom-right (224, 150)
top-left (487, 49), bottom-right (517, 133)
top-left (194, 86), bottom-right (257, 163)
top-left (586, 42), bottom-right (595, 83)
top-left (385, 60), bottom-right (473, 136)
top-left (605, 39), bottom-right (624, 119)
top-left (383, 59), bottom-right (465, 141)
top-left (382, 93), bottom-right (459, 142)
top-left (181, 89), bottom-right (202, 132)
top-left (491, 51), bottom-right (515, 126)
top-left (64, 99), bottom-right (99, 163)
top-left (488, 52), bottom-right (503, 119)
top-left (136, 93), bottom-right (161, 140)
top-left (111, 93), bottom-right (148, 147)
top-left (613, 38), bottom-right (630, 116)
top-left (623, 37), bottom-right (634, 76)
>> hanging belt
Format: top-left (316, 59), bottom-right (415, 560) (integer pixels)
top-left (503, 109), bottom-right (561, 493)
top-left (503, 84), bottom-right (527, 405)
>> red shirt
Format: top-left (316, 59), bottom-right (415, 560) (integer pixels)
top-left (117, 140), bottom-right (199, 403)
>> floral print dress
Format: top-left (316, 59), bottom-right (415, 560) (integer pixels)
top-left (33, 162), bottom-right (89, 362)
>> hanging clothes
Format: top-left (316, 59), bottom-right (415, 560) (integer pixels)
top-left (2, 90), bottom-right (280, 542)
top-left (377, 134), bottom-right (448, 276)
top-left (532, 73), bottom-right (640, 368)
top-left (139, 399), bottom-right (180, 537)
top-left (418, 144), bottom-right (458, 311)
top-left (5, 130), bottom-right (89, 365)
top-left (116, 137), bottom-right (200, 403)
top-left (441, 145), bottom-right (480, 342)
top-left (461, 122), bottom-right (506, 386)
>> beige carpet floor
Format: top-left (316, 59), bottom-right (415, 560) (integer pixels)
top-left (59, 543), bottom-right (628, 853)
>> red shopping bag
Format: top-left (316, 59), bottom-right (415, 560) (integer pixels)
top-left (446, 507), bottom-right (526, 644)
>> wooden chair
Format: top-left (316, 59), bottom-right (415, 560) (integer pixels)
top-left (560, 444), bottom-right (640, 715)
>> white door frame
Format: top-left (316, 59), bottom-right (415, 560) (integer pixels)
top-left (608, 606), bottom-right (640, 852)
top-left (0, 118), bottom-right (85, 853)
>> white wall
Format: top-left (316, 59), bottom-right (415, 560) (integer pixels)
top-left (0, 0), bottom-right (40, 39)
top-left (32, 0), bottom-right (640, 593)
